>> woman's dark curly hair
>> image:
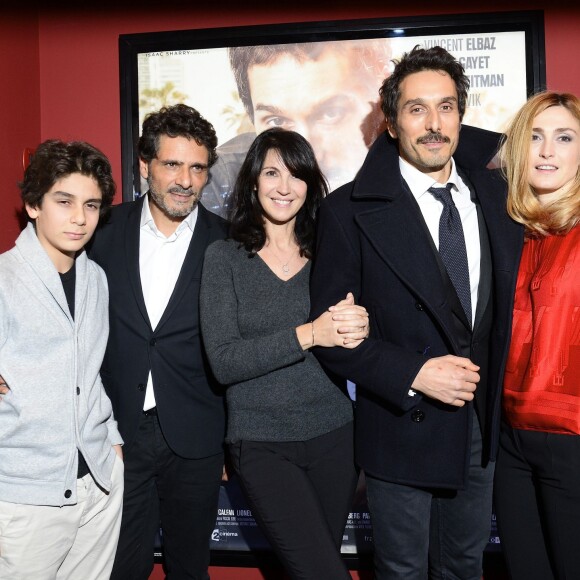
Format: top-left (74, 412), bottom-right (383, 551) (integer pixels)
top-left (20, 139), bottom-right (116, 218)
top-left (229, 128), bottom-right (328, 259)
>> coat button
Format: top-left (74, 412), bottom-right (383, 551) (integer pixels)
top-left (149, 338), bottom-right (156, 346)
top-left (76, 387), bottom-right (80, 395)
top-left (415, 302), bottom-right (424, 311)
top-left (64, 489), bottom-right (72, 498)
top-left (411, 409), bottom-right (425, 422)
top-left (137, 383), bottom-right (145, 392)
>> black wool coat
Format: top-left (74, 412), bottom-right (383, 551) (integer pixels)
top-left (310, 126), bottom-right (524, 489)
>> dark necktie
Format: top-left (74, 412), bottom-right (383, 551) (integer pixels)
top-left (429, 183), bottom-right (472, 326)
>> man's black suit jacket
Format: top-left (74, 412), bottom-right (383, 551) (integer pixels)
top-left (90, 196), bottom-right (228, 459)
top-left (310, 127), bottom-right (524, 489)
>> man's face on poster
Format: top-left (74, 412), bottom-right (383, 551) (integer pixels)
top-left (247, 45), bottom-right (387, 191)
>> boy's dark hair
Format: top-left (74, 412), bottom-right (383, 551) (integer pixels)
top-left (379, 46), bottom-right (470, 131)
top-left (230, 128), bottom-right (328, 259)
top-left (138, 104), bottom-right (218, 167)
top-left (20, 139), bottom-right (116, 216)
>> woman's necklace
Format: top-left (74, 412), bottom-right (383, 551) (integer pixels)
top-left (266, 243), bottom-right (298, 276)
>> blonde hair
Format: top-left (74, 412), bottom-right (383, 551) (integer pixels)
top-left (500, 91), bottom-right (580, 237)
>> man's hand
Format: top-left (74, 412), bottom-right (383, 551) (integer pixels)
top-left (411, 355), bottom-right (479, 407)
top-left (113, 444), bottom-right (123, 460)
top-left (0, 374), bottom-right (9, 396)
top-left (329, 292), bottom-right (369, 346)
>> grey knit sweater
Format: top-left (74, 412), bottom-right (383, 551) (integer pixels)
top-left (0, 223), bottom-right (122, 506)
top-left (200, 239), bottom-right (353, 443)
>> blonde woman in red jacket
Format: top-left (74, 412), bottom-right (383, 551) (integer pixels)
top-left (494, 91), bottom-right (580, 580)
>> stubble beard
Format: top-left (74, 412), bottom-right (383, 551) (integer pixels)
top-left (148, 178), bottom-right (200, 218)
top-left (414, 131), bottom-right (454, 171)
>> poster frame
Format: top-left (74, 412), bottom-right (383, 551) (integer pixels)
top-left (119, 10), bottom-right (545, 570)
top-left (119, 10), bottom-right (546, 202)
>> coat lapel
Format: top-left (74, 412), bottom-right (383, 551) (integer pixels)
top-left (155, 203), bottom-right (212, 332)
top-left (456, 167), bottom-right (491, 334)
top-left (355, 185), bottom-right (463, 351)
top-left (72, 249), bottom-right (89, 327)
top-left (15, 223), bottom-right (74, 330)
top-left (469, 169), bottom-right (525, 282)
top-left (473, 201), bottom-right (492, 332)
top-left (125, 195), bottom-right (151, 328)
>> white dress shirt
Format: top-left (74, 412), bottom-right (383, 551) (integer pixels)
top-left (139, 198), bottom-right (197, 411)
top-left (399, 156), bottom-right (481, 326)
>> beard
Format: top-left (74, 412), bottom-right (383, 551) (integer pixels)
top-left (409, 130), bottom-right (455, 171)
top-left (148, 177), bottom-right (200, 218)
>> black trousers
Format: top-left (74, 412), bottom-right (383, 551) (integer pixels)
top-left (365, 414), bottom-right (494, 580)
top-left (494, 424), bottom-right (580, 580)
top-left (110, 411), bottom-right (223, 580)
top-left (229, 422), bottom-right (357, 580)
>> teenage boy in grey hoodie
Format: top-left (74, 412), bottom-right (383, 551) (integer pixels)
top-left (0, 140), bottom-right (124, 580)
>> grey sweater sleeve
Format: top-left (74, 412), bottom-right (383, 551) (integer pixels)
top-left (200, 240), bottom-right (306, 385)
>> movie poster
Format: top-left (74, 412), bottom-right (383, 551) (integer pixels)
top-left (140, 30), bottom-right (527, 557)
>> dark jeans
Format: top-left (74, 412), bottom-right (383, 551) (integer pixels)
top-left (110, 411), bottom-right (223, 580)
top-left (366, 415), bottom-right (494, 580)
top-left (494, 424), bottom-right (580, 580)
top-left (229, 422), bottom-right (357, 580)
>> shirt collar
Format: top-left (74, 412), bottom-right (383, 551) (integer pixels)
top-left (140, 193), bottom-right (198, 239)
top-left (399, 156), bottom-right (461, 202)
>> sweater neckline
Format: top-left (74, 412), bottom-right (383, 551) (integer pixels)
top-left (255, 252), bottom-right (310, 283)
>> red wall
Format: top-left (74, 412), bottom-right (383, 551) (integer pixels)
top-left (0, 3), bottom-right (576, 578)
top-left (0, 3), bottom-right (577, 253)
top-left (0, 10), bottom-right (40, 252)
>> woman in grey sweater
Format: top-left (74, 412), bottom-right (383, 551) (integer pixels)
top-left (200, 128), bottom-right (368, 579)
